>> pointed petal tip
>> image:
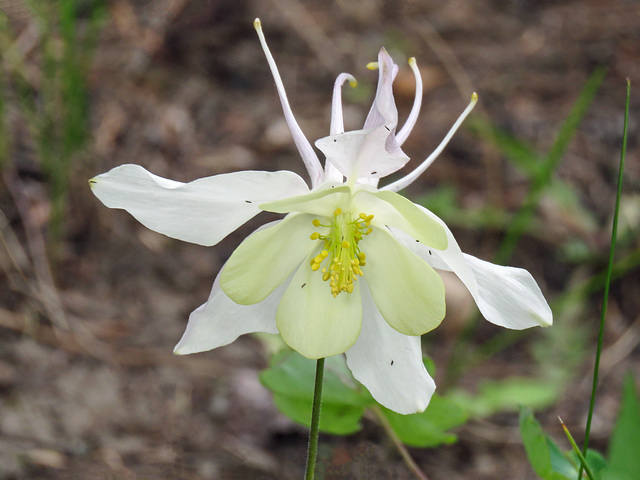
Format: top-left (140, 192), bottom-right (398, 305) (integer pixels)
top-left (539, 315), bottom-right (553, 328)
top-left (408, 396), bottom-right (431, 415)
top-left (173, 341), bottom-right (192, 355)
top-left (173, 344), bottom-right (207, 356)
top-left (377, 47), bottom-right (393, 65)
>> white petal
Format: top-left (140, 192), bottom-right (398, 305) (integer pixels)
top-left (90, 164), bottom-right (309, 246)
top-left (315, 126), bottom-right (409, 181)
top-left (277, 250), bottom-right (363, 359)
top-left (363, 48), bottom-right (399, 130)
top-left (173, 267), bottom-right (285, 355)
top-left (220, 213), bottom-right (316, 305)
top-left (390, 208), bottom-right (552, 329)
top-left (316, 48), bottom-right (410, 183)
top-left (325, 73), bottom-right (357, 184)
top-left (345, 281), bottom-right (435, 414)
top-left (330, 73), bottom-right (357, 136)
top-left (462, 254), bottom-right (553, 329)
top-left (364, 226), bottom-right (445, 336)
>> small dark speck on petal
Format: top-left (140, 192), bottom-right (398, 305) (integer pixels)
top-left (333, 139), bottom-right (337, 143)
top-left (89, 179), bottom-right (96, 184)
top-left (415, 239), bottom-right (420, 242)
top-left (301, 283), bottom-right (306, 288)
top-left (371, 171), bottom-right (377, 175)
top-left (390, 360), bottom-right (394, 366)
top-left (429, 250), bottom-right (432, 255)
top-left (384, 126), bottom-right (390, 131)
top-left (245, 200), bottom-right (252, 203)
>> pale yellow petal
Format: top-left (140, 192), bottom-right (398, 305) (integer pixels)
top-left (221, 214), bottom-right (316, 305)
top-left (277, 250), bottom-right (363, 359)
top-left (364, 227), bottom-right (445, 335)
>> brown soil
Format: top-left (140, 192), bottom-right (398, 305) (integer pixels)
top-left (1, 0), bottom-right (639, 479)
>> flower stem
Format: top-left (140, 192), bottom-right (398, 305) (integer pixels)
top-left (304, 357), bottom-right (325, 480)
top-left (372, 405), bottom-right (429, 480)
top-left (577, 77), bottom-right (630, 480)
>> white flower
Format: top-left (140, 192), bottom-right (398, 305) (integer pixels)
top-left (90, 19), bottom-right (552, 415)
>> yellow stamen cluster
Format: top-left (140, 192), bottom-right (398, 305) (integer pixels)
top-left (309, 208), bottom-right (374, 297)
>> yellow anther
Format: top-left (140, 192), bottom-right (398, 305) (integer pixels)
top-left (367, 61), bottom-right (379, 70)
top-left (366, 227), bottom-right (372, 235)
top-left (307, 210), bottom-right (374, 296)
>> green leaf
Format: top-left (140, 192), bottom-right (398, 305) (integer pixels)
top-left (566, 449), bottom-right (608, 479)
top-left (381, 393), bottom-right (468, 447)
top-left (271, 392), bottom-right (365, 435)
top-left (259, 352), bottom-right (373, 435)
top-left (519, 407), bottom-right (574, 480)
top-left (605, 373), bottom-right (640, 479)
top-left (452, 377), bottom-right (559, 418)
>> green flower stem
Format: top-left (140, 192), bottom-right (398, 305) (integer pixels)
top-left (578, 78), bottom-right (630, 480)
top-left (371, 406), bottom-right (429, 480)
top-left (304, 357), bottom-right (325, 480)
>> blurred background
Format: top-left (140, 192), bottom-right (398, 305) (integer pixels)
top-left (0, 0), bottom-right (638, 478)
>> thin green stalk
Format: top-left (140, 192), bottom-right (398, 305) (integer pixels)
top-left (578, 78), bottom-right (630, 480)
top-left (559, 417), bottom-right (595, 480)
top-left (495, 66), bottom-right (606, 264)
top-left (304, 357), bottom-right (325, 480)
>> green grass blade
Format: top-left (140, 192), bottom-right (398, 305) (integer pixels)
top-left (495, 66), bottom-right (607, 264)
top-left (578, 78), bottom-right (630, 480)
top-left (560, 417), bottom-right (596, 480)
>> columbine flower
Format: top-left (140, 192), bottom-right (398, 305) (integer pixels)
top-left (90, 19), bottom-right (552, 415)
